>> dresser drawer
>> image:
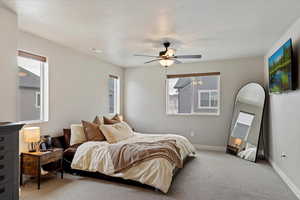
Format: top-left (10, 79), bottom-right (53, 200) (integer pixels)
top-left (0, 152), bottom-right (12, 172)
top-left (0, 152), bottom-right (12, 185)
top-left (0, 173), bottom-right (9, 186)
top-left (0, 183), bottom-right (11, 200)
top-left (0, 134), bottom-right (13, 152)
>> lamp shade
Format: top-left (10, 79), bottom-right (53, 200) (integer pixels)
top-left (233, 138), bottom-right (242, 146)
top-left (23, 127), bottom-right (41, 143)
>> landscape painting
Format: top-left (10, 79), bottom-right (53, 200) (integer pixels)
top-left (268, 39), bottom-right (293, 93)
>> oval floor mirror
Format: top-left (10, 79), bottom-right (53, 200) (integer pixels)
top-left (226, 83), bottom-right (265, 162)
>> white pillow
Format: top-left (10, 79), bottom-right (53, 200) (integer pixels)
top-left (70, 124), bottom-right (87, 145)
top-left (100, 121), bottom-right (134, 144)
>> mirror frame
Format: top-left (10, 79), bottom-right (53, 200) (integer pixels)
top-left (227, 82), bottom-right (266, 162)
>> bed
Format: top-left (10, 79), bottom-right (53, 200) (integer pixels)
top-left (66, 132), bottom-right (196, 193)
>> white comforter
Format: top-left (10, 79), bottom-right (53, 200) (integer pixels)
top-left (71, 132), bottom-right (196, 193)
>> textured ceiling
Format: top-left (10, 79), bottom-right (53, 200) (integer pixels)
top-left (3, 0), bottom-right (300, 67)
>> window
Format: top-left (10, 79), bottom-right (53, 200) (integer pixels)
top-left (108, 75), bottom-right (119, 114)
top-left (166, 72), bottom-right (220, 115)
top-left (17, 51), bottom-right (49, 122)
top-left (231, 112), bottom-right (255, 141)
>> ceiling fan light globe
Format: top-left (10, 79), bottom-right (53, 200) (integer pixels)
top-left (159, 59), bottom-right (174, 67)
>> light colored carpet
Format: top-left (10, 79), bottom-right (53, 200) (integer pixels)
top-left (20, 150), bottom-right (297, 200)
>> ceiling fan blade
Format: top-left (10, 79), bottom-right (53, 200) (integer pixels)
top-left (144, 59), bottom-right (162, 64)
top-left (171, 59), bottom-right (182, 64)
top-left (134, 54), bottom-right (159, 58)
top-left (174, 55), bottom-right (202, 59)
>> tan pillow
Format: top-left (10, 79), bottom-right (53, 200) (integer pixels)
top-left (100, 121), bottom-right (134, 144)
top-left (112, 114), bottom-right (123, 122)
top-left (93, 116), bottom-right (102, 125)
top-left (70, 124), bottom-right (87, 145)
top-left (103, 116), bottom-right (120, 125)
top-left (82, 120), bottom-right (106, 141)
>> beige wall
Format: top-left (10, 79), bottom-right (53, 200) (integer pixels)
top-left (0, 6), bottom-right (125, 151)
top-left (17, 31), bottom-right (124, 152)
top-left (0, 5), bottom-right (18, 122)
top-left (18, 31), bottom-right (124, 136)
top-left (124, 56), bottom-right (264, 147)
top-left (264, 17), bottom-right (300, 197)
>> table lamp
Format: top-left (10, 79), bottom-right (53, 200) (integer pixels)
top-left (23, 127), bottom-right (41, 152)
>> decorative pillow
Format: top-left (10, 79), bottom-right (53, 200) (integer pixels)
top-left (70, 124), bottom-right (87, 145)
top-left (103, 116), bottom-right (120, 125)
top-left (93, 116), bottom-right (103, 125)
top-left (82, 120), bottom-right (106, 141)
top-left (100, 121), bottom-right (134, 144)
top-left (112, 114), bottom-right (123, 122)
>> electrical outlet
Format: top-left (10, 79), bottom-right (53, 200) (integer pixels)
top-left (281, 152), bottom-right (287, 158)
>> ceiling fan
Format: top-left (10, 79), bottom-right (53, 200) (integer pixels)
top-left (134, 42), bottom-right (202, 68)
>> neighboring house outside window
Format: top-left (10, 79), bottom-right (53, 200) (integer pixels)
top-left (166, 72), bottom-right (220, 115)
top-left (198, 90), bottom-right (219, 109)
top-left (17, 51), bottom-right (49, 122)
top-left (35, 92), bottom-right (41, 109)
top-left (108, 75), bottom-right (120, 114)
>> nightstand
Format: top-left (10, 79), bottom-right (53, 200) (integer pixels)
top-left (20, 148), bottom-right (64, 189)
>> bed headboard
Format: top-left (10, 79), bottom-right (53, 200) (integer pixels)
top-left (63, 128), bottom-right (71, 148)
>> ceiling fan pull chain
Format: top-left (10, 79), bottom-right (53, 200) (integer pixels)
top-left (163, 66), bottom-right (168, 74)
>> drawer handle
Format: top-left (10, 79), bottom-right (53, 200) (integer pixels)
top-left (0, 187), bottom-right (5, 194)
top-left (0, 165), bottom-right (3, 170)
top-left (0, 155), bottom-right (4, 160)
top-left (0, 146), bottom-right (4, 151)
top-left (0, 176), bottom-right (4, 181)
top-left (0, 137), bottom-right (4, 142)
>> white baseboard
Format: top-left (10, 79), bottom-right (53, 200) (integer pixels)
top-left (269, 159), bottom-right (300, 199)
top-left (193, 144), bottom-right (226, 152)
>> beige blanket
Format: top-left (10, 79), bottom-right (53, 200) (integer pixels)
top-left (108, 140), bottom-right (183, 173)
top-left (71, 133), bottom-right (196, 193)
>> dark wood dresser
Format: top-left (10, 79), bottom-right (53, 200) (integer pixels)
top-left (0, 123), bottom-right (24, 200)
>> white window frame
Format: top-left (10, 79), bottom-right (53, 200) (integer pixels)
top-left (108, 75), bottom-right (120, 115)
top-left (166, 74), bottom-right (220, 116)
top-left (17, 51), bottom-right (49, 124)
top-left (198, 89), bottom-right (219, 109)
